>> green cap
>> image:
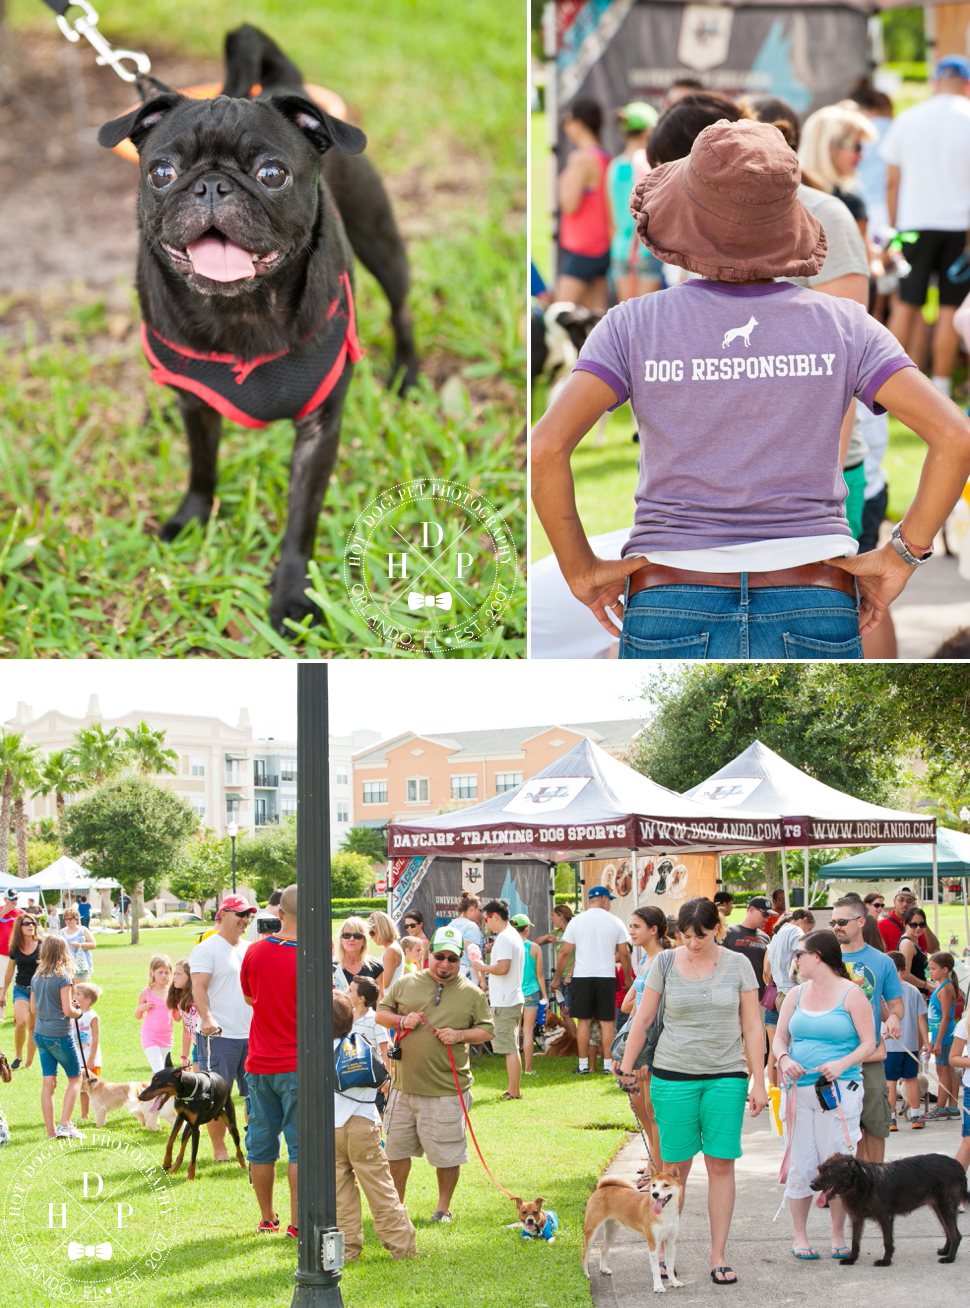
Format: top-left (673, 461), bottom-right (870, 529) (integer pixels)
top-left (430, 925), bottom-right (464, 956)
top-left (617, 101), bottom-right (658, 131)
top-left (510, 913), bottom-right (532, 928)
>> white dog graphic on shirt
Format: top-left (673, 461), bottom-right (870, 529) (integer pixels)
top-left (722, 316), bottom-right (758, 349)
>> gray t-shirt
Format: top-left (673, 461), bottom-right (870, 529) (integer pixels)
top-left (31, 972), bottom-right (73, 1038)
top-left (575, 280), bottom-right (912, 555)
top-left (786, 185), bottom-right (868, 289)
top-left (645, 947), bottom-right (758, 1076)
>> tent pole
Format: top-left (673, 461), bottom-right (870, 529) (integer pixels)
top-left (932, 842), bottom-right (939, 939)
top-left (780, 847), bottom-right (790, 912)
top-left (803, 848), bottom-right (810, 908)
top-left (963, 877), bottom-right (970, 954)
top-left (631, 849), bottom-right (638, 906)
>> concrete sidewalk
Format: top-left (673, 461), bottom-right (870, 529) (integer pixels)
top-left (891, 550), bottom-right (970, 658)
top-left (587, 1108), bottom-right (967, 1306)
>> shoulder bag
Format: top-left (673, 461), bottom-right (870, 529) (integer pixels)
top-left (611, 949), bottom-right (675, 1071)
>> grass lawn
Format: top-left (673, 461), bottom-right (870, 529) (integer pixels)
top-left (1, 0), bottom-right (525, 658)
top-left (1, 931), bottom-right (628, 1307)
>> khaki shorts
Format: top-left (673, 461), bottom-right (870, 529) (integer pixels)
top-left (860, 1058), bottom-right (892, 1138)
top-left (383, 1089), bottom-right (472, 1168)
top-left (491, 1004), bottom-right (524, 1055)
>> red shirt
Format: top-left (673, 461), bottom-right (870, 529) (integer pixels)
top-left (239, 936), bottom-right (297, 1074)
top-left (0, 908), bottom-right (22, 957)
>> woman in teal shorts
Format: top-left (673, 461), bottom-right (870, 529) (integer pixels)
top-left (617, 897), bottom-right (766, 1287)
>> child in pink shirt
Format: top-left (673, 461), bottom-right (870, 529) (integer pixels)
top-left (134, 954), bottom-right (178, 1073)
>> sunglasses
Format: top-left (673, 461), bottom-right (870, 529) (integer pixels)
top-left (909, 920), bottom-right (927, 928)
top-left (871, 902), bottom-right (884, 909)
top-left (431, 952), bottom-right (459, 962)
top-left (829, 917), bottom-right (861, 927)
top-left (22, 919), bottom-right (37, 927)
top-left (341, 932), bottom-right (364, 940)
top-left (792, 950), bottom-right (814, 960)
top-left (404, 921), bottom-right (419, 929)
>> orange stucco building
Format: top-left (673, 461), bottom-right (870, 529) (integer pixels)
top-left (352, 719), bottom-right (644, 825)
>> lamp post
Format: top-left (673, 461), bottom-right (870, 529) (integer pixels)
top-left (292, 664), bottom-right (343, 1308)
top-left (227, 820), bottom-right (238, 894)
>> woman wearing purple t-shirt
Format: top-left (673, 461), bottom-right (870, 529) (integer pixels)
top-left (532, 119), bottom-right (970, 659)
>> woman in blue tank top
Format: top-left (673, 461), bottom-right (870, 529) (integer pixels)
top-left (773, 930), bottom-right (875, 1262)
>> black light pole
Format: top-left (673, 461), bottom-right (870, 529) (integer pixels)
top-left (292, 665), bottom-right (344, 1308)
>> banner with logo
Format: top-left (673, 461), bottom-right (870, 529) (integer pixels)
top-left (403, 858), bottom-right (554, 941)
top-left (556, 1), bottom-right (870, 157)
top-left (580, 853), bottom-right (717, 927)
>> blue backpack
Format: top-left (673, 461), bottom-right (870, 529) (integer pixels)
top-left (334, 1033), bottom-right (390, 1094)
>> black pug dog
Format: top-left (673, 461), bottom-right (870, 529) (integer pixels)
top-left (97, 25), bottom-right (418, 634)
top-left (811, 1151), bottom-right (969, 1266)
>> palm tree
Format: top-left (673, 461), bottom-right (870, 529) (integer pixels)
top-left (67, 725), bottom-right (129, 787)
top-left (122, 722), bottom-right (178, 778)
top-left (33, 750), bottom-right (84, 828)
top-left (0, 730), bottom-right (22, 871)
top-left (9, 740), bottom-right (41, 878)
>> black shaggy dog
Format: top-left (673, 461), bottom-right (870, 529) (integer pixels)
top-left (811, 1152), bottom-right (969, 1266)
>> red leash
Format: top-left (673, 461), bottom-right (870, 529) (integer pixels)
top-left (394, 1020), bottom-right (517, 1200)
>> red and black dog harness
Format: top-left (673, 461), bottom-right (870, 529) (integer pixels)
top-left (141, 270), bottom-right (364, 429)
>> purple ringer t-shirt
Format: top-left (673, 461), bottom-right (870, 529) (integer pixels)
top-left (574, 280), bottom-right (915, 555)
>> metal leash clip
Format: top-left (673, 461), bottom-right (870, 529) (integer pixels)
top-left (55, 0), bottom-right (152, 84)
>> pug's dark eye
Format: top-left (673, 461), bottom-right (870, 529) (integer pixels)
top-left (148, 163), bottom-right (177, 190)
top-left (256, 164), bottom-right (290, 190)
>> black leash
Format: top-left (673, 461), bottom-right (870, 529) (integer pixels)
top-left (39, 0), bottom-right (172, 100)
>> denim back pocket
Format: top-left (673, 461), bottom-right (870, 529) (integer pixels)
top-left (782, 632), bottom-right (863, 660)
top-left (619, 632), bottom-right (710, 661)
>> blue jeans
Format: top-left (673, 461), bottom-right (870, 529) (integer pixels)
top-left (619, 578), bottom-right (862, 660)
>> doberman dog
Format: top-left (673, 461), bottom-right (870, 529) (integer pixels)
top-left (138, 1056), bottom-right (246, 1181)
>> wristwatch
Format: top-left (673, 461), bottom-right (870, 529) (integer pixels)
top-left (890, 523), bottom-right (933, 567)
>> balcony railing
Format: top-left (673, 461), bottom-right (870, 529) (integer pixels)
top-left (254, 812), bottom-right (280, 826)
top-left (253, 773), bottom-right (279, 788)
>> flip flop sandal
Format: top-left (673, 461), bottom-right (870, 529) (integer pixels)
top-left (791, 1247), bottom-right (819, 1260)
top-left (711, 1267), bottom-right (737, 1285)
top-left (500, 1092), bottom-right (522, 1100)
top-left (830, 1246), bottom-right (851, 1259)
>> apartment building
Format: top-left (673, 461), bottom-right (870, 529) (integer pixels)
top-left (5, 699), bottom-right (380, 849)
top-left (352, 719), bottom-right (645, 825)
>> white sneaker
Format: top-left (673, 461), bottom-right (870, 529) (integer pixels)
top-left (55, 1123), bottom-right (84, 1139)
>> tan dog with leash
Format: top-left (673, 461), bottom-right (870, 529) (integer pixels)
top-left (582, 1166), bottom-right (684, 1291)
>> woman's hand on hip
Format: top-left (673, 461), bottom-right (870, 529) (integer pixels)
top-left (824, 544), bottom-right (914, 635)
top-left (568, 556), bottom-right (646, 637)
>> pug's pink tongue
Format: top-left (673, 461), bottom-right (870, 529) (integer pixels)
top-left (187, 234), bottom-right (255, 281)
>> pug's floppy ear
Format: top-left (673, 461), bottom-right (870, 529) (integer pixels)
top-left (270, 94), bottom-right (367, 155)
top-left (97, 93), bottom-right (187, 151)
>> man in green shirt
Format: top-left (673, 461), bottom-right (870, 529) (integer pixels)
top-left (376, 925), bottom-right (494, 1223)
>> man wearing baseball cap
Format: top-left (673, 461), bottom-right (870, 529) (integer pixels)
top-left (189, 894), bottom-right (257, 1160)
top-left (722, 896), bottom-right (772, 1005)
top-left (550, 885), bottom-right (631, 1075)
top-left (375, 924), bottom-right (494, 1224)
top-left (881, 54), bottom-right (970, 396)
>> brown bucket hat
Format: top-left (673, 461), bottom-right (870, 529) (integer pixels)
top-left (630, 118), bottom-right (827, 282)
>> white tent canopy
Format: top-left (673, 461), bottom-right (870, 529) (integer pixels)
top-left (1, 855), bottom-right (120, 894)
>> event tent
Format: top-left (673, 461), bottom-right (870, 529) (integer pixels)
top-left (819, 826), bottom-right (970, 946)
top-left (388, 736), bottom-right (787, 863)
top-left (683, 740), bottom-right (938, 922)
top-left (0, 856), bottom-right (118, 900)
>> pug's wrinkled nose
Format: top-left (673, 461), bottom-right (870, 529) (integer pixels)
top-left (194, 173), bottom-right (234, 202)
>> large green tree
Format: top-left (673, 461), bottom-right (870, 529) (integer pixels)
top-left (233, 816), bottom-right (297, 902)
top-left (32, 750), bottom-right (84, 828)
top-left (0, 730), bottom-right (22, 868)
top-left (631, 665), bottom-right (902, 803)
top-left (6, 738), bottom-right (41, 879)
top-left (67, 724), bottom-right (129, 787)
top-left (61, 777), bottom-right (197, 944)
top-left (331, 851), bottom-right (373, 899)
top-left (167, 832), bottom-right (230, 916)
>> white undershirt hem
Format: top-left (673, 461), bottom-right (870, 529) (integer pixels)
top-left (629, 534), bottom-right (858, 573)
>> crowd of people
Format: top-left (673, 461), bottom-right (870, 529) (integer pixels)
top-left (614, 887), bottom-right (970, 1283)
top-left (532, 62), bottom-right (970, 660)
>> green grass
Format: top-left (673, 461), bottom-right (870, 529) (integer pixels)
top-left (1, 0), bottom-right (525, 658)
top-left (1, 932), bottom-right (628, 1308)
